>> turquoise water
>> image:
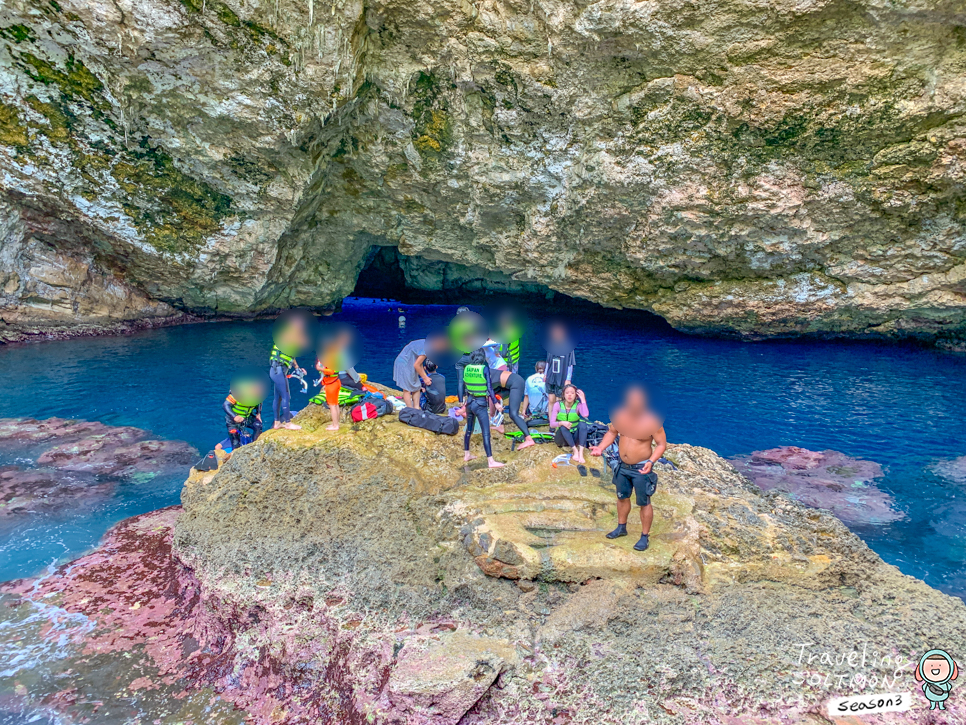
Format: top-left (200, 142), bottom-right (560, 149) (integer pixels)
top-left (1, 297), bottom-right (965, 599)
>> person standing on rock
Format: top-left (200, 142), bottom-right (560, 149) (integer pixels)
top-left (544, 321), bottom-right (576, 416)
top-left (269, 312), bottom-right (310, 431)
top-left (457, 349), bottom-right (504, 468)
top-left (590, 386), bottom-right (667, 552)
top-left (393, 334), bottom-right (448, 409)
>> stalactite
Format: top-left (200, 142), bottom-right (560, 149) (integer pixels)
top-left (309, 0), bottom-right (314, 25)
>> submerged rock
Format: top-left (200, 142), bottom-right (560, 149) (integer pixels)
top-left (730, 446), bottom-right (903, 525)
top-left (0, 417), bottom-right (197, 477)
top-left (0, 417), bottom-right (196, 526)
top-left (9, 397), bottom-right (961, 724)
top-left (0, 466), bottom-right (114, 522)
top-left (932, 455), bottom-right (966, 485)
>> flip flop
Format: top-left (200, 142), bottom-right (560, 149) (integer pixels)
top-left (590, 468), bottom-right (601, 479)
top-left (577, 465), bottom-right (587, 477)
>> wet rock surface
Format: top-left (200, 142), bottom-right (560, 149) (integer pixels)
top-left (730, 446), bottom-right (903, 525)
top-left (4, 402), bottom-right (965, 724)
top-left (1, 0), bottom-right (965, 345)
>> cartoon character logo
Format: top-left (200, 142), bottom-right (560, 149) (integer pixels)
top-left (916, 649), bottom-right (959, 710)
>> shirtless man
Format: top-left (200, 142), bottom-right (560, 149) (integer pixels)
top-left (590, 386), bottom-right (667, 552)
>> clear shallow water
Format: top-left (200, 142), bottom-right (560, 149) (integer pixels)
top-left (0, 297), bottom-right (965, 599)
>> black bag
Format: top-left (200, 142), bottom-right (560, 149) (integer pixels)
top-left (586, 422), bottom-right (610, 448)
top-left (195, 451), bottom-right (219, 471)
top-left (398, 407), bottom-right (460, 436)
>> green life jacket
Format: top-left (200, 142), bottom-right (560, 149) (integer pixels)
top-left (311, 387), bottom-right (365, 407)
top-left (501, 339), bottom-right (520, 364)
top-left (464, 364), bottom-right (489, 397)
top-left (270, 345), bottom-right (294, 367)
top-left (228, 396), bottom-right (257, 418)
top-left (339, 386), bottom-right (364, 405)
top-left (558, 401), bottom-right (581, 424)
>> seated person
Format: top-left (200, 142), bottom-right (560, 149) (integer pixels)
top-left (420, 360), bottom-right (447, 414)
top-left (523, 361), bottom-right (548, 418)
top-left (550, 383), bottom-right (589, 463)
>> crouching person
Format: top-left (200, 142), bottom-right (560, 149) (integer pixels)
top-left (224, 376), bottom-right (266, 456)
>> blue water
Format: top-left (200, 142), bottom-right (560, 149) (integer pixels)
top-left (1, 297), bottom-right (965, 599)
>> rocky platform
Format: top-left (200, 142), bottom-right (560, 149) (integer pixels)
top-left (3, 402), bottom-right (965, 724)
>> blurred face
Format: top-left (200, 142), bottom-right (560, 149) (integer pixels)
top-left (497, 308), bottom-right (523, 343)
top-left (625, 386), bottom-right (648, 411)
top-left (273, 311), bottom-right (312, 355)
top-left (449, 312), bottom-right (487, 354)
top-left (550, 323), bottom-right (566, 341)
top-left (319, 323), bottom-right (358, 370)
top-left (232, 378), bottom-right (267, 406)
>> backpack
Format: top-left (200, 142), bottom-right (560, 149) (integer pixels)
top-left (351, 394), bottom-right (391, 422)
top-left (586, 423), bottom-right (611, 448)
top-left (398, 407), bottom-right (460, 436)
top-left (195, 451), bottom-right (219, 471)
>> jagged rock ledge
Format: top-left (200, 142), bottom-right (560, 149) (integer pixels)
top-left (3, 403), bottom-right (964, 724)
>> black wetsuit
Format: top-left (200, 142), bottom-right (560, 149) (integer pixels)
top-left (223, 398), bottom-right (263, 450)
top-left (488, 368), bottom-right (530, 439)
top-left (555, 421), bottom-right (588, 449)
top-left (462, 363), bottom-right (496, 457)
top-left (421, 372), bottom-right (447, 414)
top-left (544, 347), bottom-right (576, 397)
top-left (455, 353), bottom-right (473, 402)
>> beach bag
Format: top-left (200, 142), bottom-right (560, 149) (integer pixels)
top-left (398, 407), bottom-right (460, 436)
top-left (351, 395), bottom-right (391, 422)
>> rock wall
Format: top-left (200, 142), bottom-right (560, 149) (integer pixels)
top-left (1, 0), bottom-right (965, 344)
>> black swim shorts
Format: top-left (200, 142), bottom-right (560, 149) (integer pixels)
top-left (614, 465), bottom-right (658, 506)
top-left (547, 382), bottom-right (565, 397)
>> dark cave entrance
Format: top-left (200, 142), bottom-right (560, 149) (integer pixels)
top-left (352, 246), bottom-right (560, 305)
top-left (350, 246), bottom-right (674, 330)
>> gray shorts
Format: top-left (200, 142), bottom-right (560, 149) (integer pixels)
top-left (614, 464), bottom-right (657, 507)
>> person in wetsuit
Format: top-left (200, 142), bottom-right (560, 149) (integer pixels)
top-left (223, 386), bottom-right (264, 454)
top-left (458, 349), bottom-right (504, 468)
top-left (483, 342), bottom-right (537, 450)
top-left (590, 385), bottom-right (667, 552)
top-left (544, 322), bottom-right (576, 415)
top-left (420, 360), bottom-right (447, 415)
top-left (269, 313), bottom-right (309, 431)
top-left (550, 384), bottom-right (590, 463)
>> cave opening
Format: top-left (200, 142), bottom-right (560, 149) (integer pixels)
top-left (352, 245), bottom-right (560, 305)
top-left (350, 245), bottom-right (673, 330)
